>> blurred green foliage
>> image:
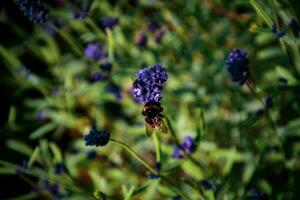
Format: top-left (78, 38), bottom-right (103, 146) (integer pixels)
top-left (0, 0), bottom-right (299, 199)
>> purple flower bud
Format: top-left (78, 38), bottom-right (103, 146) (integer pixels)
top-left (101, 17), bottom-right (119, 29)
top-left (289, 18), bottom-right (300, 38)
top-left (84, 129), bottom-right (110, 147)
top-left (225, 49), bottom-right (251, 85)
top-left (84, 43), bottom-right (108, 60)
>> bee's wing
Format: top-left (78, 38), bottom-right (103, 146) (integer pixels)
top-left (146, 123), bottom-right (154, 136)
top-left (158, 120), bottom-right (168, 134)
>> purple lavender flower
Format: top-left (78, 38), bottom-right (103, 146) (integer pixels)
top-left (148, 21), bottom-right (160, 33)
top-left (36, 111), bottom-right (48, 122)
top-left (43, 23), bottom-right (56, 36)
top-left (155, 28), bottom-right (166, 43)
top-left (101, 17), bottom-right (119, 29)
top-left (72, 0), bottom-right (94, 19)
top-left (106, 83), bottom-right (122, 100)
top-left (148, 173), bottom-right (160, 179)
top-left (289, 18), bottom-right (300, 38)
top-left (199, 179), bottom-right (213, 190)
top-left (43, 180), bottom-right (63, 199)
top-left (131, 64), bottom-right (168, 104)
top-left (84, 43), bottom-right (107, 60)
top-left (172, 195), bottom-right (182, 200)
top-left (87, 150), bottom-right (97, 159)
top-left (172, 136), bottom-right (196, 159)
top-left (271, 24), bottom-right (286, 38)
top-left (84, 128), bottom-right (110, 147)
top-left (90, 72), bottom-right (107, 82)
top-left (54, 163), bottom-right (65, 175)
top-left (225, 49), bottom-right (251, 85)
top-left (15, 0), bottom-right (49, 24)
top-left (136, 32), bottom-right (148, 47)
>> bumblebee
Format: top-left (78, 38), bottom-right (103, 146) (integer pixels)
top-left (142, 101), bottom-right (168, 136)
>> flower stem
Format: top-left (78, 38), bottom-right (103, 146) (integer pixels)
top-left (152, 132), bottom-right (161, 167)
top-left (246, 81), bottom-right (277, 134)
top-left (246, 81), bottom-right (285, 156)
top-left (110, 138), bottom-right (157, 174)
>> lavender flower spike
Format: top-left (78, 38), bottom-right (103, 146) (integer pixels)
top-left (131, 64), bottom-right (168, 104)
top-left (225, 49), bottom-right (251, 85)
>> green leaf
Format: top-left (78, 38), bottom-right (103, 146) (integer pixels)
top-left (250, 0), bottom-right (273, 26)
top-left (29, 122), bottom-right (57, 140)
top-left (124, 186), bottom-right (136, 200)
top-left (182, 160), bottom-right (204, 179)
top-left (241, 113), bottom-right (261, 127)
top-left (0, 167), bottom-right (16, 174)
top-left (49, 143), bottom-right (63, 162)
top-left (5, 193), bottom-right (38, 200)
top-left (276, 66), bottom-right (297, 85)
top-left (28, 147), bottom-right (40, 168)
top-left (6, 140), bottom-right (33, 156)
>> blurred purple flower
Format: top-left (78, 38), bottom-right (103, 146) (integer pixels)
top-left (84, 43), bottom-right (107, 60)
top-left (148, 21), bottom-right (160, 33)
top-left (271, 24), bottom-right (286, 38)
top-left (43, 180), bottom-right (63, 199)
top-left (172, 136), bottom-right (195, 159)
top-left (172, 196), bottom-right (182, 200)
top-left (36, 111), bottom-right (48, 122)
top-left (106, 83), bottom-right (122, 100)
top-left (15, 0), bottom-right (49, 24)
top-left (155, 28), bottom-right (166, 43)
top-left (148, 173), bottom-right (160, 179)
top-left (72, 0), bottom-right (94, 19)
top-left (90, 72), bottom-right (107, 82)
top-left (54, 163), bottom-right (65, 175)
top-left (289, 18), bottom-right (300, 38)
top-left (87, 150), bottom-right (98, 159)
top-left (199, 179), bottom-right (213, 190)
top-left (101, 17), bottom-right (119, 29)
top-left (136, 32), bottom-right (148, 47)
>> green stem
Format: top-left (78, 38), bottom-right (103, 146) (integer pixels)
top-left (246, 81), bottom-right (285, 156)
top-left (110, 139), bottom-right (190, 199)
top-left (51, 24), bottom-right (83, 56)
top-left (106, 28), bottom-right (114, 63)
top-left (110, 139), bottom-right (157, 174)
top-left (269, 0), bottom-right (300, 78)
top-left (86, 18), bottom-right (105, 41)
top-left (152, 133), bottom-right (161, 167)
top-left (246, 81), bottom-right (277, 134)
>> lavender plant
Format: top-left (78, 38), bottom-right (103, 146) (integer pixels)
top-left (0, 0), bottom-right (299, 200)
